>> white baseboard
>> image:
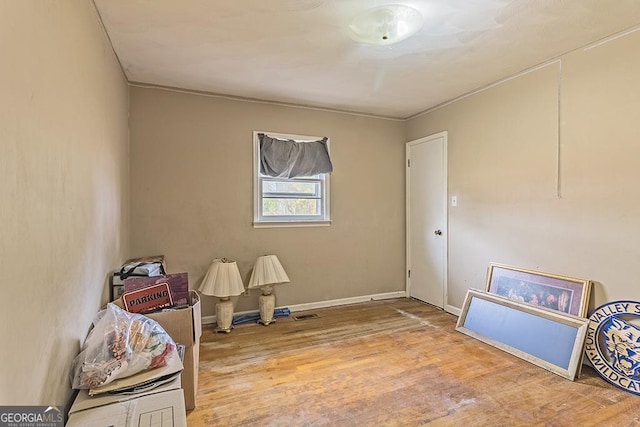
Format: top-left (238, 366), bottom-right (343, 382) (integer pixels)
top-left (201, 315), bottom-right (216, 325)
top-left (287, 291), bottom-right (408, 313)
top-left (445, 304), bottom-right (461, 316)
top-left (201, 290), bottom-right (408, 325)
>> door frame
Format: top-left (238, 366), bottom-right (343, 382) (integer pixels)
top-left (406, 131), bottom-right (449, 311)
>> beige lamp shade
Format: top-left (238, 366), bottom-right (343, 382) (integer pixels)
top-left (198, 258), bottom-right (245, 297)
top-left (248, 255), bottom-right (290, 289)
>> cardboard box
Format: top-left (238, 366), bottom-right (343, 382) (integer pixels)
top-left (67, 376), bottom-right (186, 427)
top-left (113, 290), bottom-right (201, 410)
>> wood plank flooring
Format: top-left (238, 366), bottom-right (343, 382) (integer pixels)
top-left (188, 298), bottom-right (640, 426)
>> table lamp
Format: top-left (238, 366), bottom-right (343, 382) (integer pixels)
top-left (248, 255), bottom-right (290, 325)
top-left (198, 258), bottom-right (245, 333)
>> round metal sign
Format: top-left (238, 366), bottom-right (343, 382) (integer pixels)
top-left (585, 300), bottom-right (640, 394)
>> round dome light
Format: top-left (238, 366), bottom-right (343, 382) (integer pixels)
top-left (349, 4), bottom-right (424, 46)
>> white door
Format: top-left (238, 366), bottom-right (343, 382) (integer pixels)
top-left (407, 132), bottom-right (447, 308)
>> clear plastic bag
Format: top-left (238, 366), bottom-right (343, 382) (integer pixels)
top-left (71, 303), bottom-right (177, 389)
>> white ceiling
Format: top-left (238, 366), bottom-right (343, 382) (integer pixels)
top-left (94, 0), bottom-right (640, 119)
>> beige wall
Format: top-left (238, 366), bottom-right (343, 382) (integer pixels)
top-left (129, 87), bottom-right (406, 316)
top-left (0, 2), bottom-right (129, 405)
top-left (407, 29), bottom-right (640, 310)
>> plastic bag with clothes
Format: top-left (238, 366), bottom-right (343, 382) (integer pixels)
top-left (71, 303), bottom-right (177, 389)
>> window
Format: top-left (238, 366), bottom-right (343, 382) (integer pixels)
top-left (253, 131), bottom-right (331, 227)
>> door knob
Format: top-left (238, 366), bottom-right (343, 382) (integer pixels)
top-left (434, 229), bottom-right (442, 236)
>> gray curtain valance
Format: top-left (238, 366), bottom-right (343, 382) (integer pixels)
top-left (259, 133), bottom-right (333, 179)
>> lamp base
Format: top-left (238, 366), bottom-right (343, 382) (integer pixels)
top-left (258, 291), bottom-right (276, 326)
top-left (257, 317), bottom-right (276, 326)
top-left (216, 298), bottom-right (235, 333)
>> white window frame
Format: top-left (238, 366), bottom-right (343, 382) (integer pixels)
top-left (253, 131), bottom-right (331, 228)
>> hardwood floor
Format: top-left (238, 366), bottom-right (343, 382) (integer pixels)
top-left (188, 298), bottom-right (640, 426)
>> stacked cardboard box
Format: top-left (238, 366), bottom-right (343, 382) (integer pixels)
top-left (67, 376), bottom-right (186, 426)
top-left (113, 290), bottom-right (202, 410)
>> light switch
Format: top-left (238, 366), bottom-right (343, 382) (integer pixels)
top-left (451, 196), bottom-right (458, 207)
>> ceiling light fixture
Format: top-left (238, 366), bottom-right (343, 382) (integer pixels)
top-left (349, 4), bottom-right (424, 46)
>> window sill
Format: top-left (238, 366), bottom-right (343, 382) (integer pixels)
top-left (253, 220), bottom-right (332, 229)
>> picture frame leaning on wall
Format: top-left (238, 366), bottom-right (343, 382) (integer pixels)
top-left (456, 289), bottom-right (590, 381)
top-left (486, 263), bottom-right (592, 318)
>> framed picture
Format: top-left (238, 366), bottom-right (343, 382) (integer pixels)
top-left (456, 289), bottom-right (589, 381)
top-left (486, 263), bottom-right (592, 317)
